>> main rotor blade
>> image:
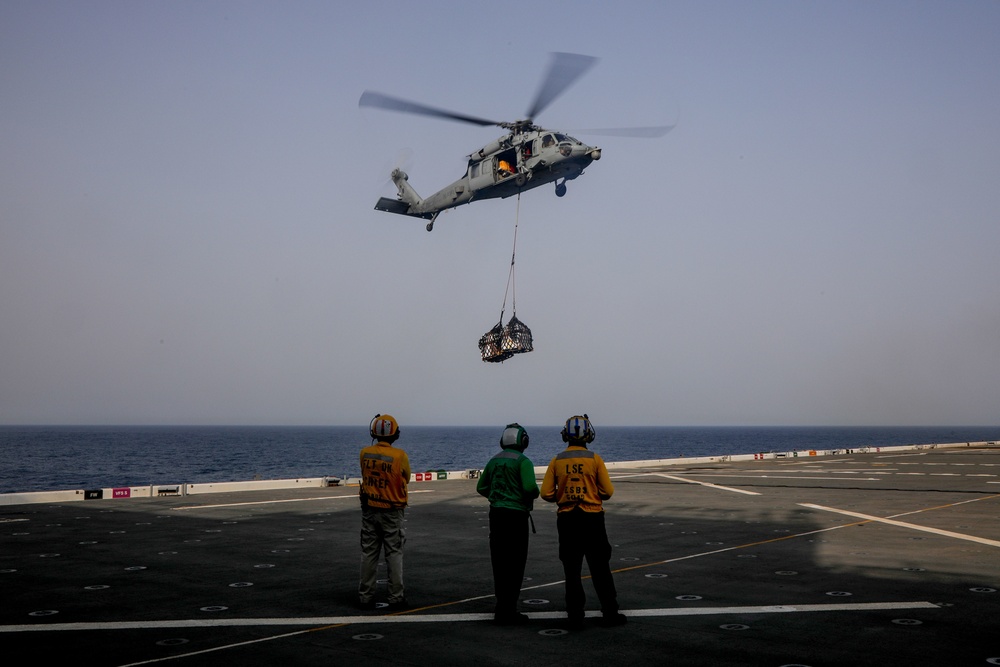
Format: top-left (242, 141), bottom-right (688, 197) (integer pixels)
top-left (573, 125), bottom-right (676, 138)
top-left (359, 91), bottom-right (499, 127)
top-left (525, 52), bottom-right (598, 121)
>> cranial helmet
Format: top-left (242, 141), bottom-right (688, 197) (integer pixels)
top-left (500, 423), bottom-right (529, 451)
top-left (370, 414), bottom-right (400, 442)
top-left (561, 414), bottom-right (595, 444)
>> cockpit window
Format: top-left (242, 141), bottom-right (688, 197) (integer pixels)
top-left (542, 134), bottom-right (556, 148)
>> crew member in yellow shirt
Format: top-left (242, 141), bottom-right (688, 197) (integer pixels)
top-left (358, 414), bottom-right (411, 610)
top-left (541, 415), bottom-right (626, 628)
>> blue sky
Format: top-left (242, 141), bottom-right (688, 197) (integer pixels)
top-left (2, 1), bottom-right (998, 426)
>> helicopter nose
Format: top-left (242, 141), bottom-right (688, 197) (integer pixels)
top-left (590, 148), bottom-right (602, 160)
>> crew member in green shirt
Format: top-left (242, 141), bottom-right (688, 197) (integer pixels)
top-left (477, 423), bottom-right (539, 624)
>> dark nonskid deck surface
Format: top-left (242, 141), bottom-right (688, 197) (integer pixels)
top-left (3, 447), bottom-right (1000, 666)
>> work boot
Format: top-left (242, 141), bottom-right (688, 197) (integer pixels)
top-left (599, 612), bottom-right (627, 627)
top-left (384, 598), bottom-right (409, 611)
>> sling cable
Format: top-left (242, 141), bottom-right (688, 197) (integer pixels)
top-left (478, 193), bottom-right (533, 363)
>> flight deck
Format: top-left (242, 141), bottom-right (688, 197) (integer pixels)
top-left (3, 445), bottom-right (999, 666)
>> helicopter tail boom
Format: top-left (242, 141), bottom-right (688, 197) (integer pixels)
top-left (374, 169), bottom-right (441, 230)
top-left (373, 169), bottom-right (434, 220)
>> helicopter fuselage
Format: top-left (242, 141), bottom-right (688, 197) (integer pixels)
top-left (374, 129), bottom-right (601, 231)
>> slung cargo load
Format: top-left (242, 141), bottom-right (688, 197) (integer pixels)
top-left (479, 317), bottom-right (533, 363)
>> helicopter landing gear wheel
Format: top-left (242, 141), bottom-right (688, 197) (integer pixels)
top-left (426, 221), bottom-right (433, 232)
top-left (515, 173), bottom-right (527, 187)
top-left (555, 182), bottom-right (567, 197)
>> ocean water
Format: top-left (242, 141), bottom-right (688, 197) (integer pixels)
top-left (1, 425), bottom-right (998, 494)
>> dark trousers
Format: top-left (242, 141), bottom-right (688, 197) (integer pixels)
top-left (556, 508), bottom-right (619, 617)
top-left (488, 507), bottom-right (530, 616)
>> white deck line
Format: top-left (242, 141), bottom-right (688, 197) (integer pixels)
top-left (632, 472), bottom-right (762, 495)
top-left (799, 503), bottom-right (1000, 548)
top-left (0, 601), bottom-right (939, 633)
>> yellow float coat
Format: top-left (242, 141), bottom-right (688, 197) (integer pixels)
top-left (359, 441), bottom-right (410, 509)
top-left (540, 446), bottom-right (614, 513)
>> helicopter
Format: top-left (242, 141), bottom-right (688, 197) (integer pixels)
top-left (360, 52), bottom-right (673, 231)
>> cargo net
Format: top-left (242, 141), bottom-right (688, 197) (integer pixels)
top-left (479, 316), bottom-right (533, 363)
top-left (481, 193), bottom-right (533, 363)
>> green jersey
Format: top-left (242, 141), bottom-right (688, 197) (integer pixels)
top-left (477, 448), bottom-right (540, 512)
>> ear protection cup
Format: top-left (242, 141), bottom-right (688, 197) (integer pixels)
top-left (500, 423), bottom-right (529, 450)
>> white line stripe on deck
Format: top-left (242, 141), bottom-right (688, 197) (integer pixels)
top-left (799, 503), bottom-right (1000, 548)
top-left (649, 473), bottom-right (761, 495)
top-left (610, 472), bottom-right (759, 495)
top-left (173, 489), bottom-right (434, 510)
top-left (0, 601), bottom-right (939, 633)
top-left (684, 474), bottom-right (881, 482)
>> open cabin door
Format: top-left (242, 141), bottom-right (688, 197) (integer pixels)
top-left (493, 147), bottom-right (518, 182)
